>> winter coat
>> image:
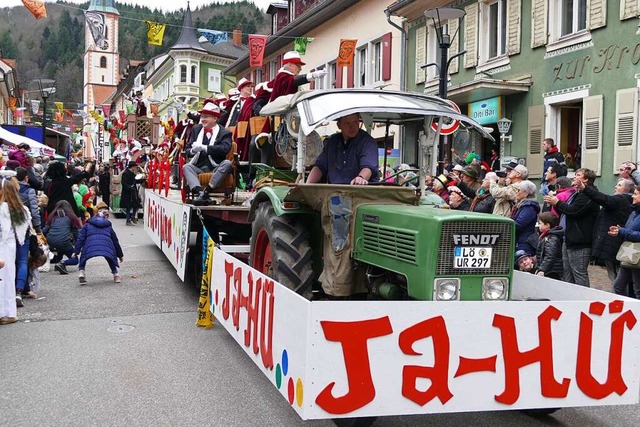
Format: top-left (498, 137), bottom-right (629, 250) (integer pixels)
top-left (470, 189), bottom-right (496, 214)
top-left (18, 181), bottom-right (41, 233)
top-left (8, 149), bottom-right (30, 168)
top-left (618, 205), bottom-right (640, 242)
top-left (536, 227), bottom-right (564, 276)
top-left (74, 216), bottom-right (123, 267)
top-left (451, 198), bottom-right (470, 211)
top-left (490, 181), bottom-right (518, 217)
top-left (46, 173), bottom-right (89, 217)
top-left (119, 169), bottom-right (143, 210)
top-left (511, 198), bottom-right (541, 254)
top-left (554, 188), bottom-right (600, 249)
top-left (551, 187), bottom-right (576, 216)
top-left (582, 186), bottom-right (632, 261)
top-left (43, 214), bottom-right (78, 252)
top-left (187, 124), bottom-right (233, 169)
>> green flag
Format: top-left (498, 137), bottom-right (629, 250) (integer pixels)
top-left (294, 37), bottom-right (313, 55)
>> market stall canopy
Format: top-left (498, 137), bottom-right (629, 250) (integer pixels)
top-left (0, 126), bottom-right (56, 156)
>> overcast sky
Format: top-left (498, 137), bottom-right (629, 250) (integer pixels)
top-left (3, 1), bottom-right (274, 13)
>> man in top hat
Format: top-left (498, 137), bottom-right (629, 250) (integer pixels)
top-left (183, 100), bottom-right (233, 203)
top-left (224, 78), bottom-right (254, 129)
top-left (269, 51), bottom-right (327, 102)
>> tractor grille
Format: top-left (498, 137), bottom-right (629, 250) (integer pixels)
top-left (437, 221), bottom-right (512, 275)
top-left (362, 223), bottom-right (417, 265)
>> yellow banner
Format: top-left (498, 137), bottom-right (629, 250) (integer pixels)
top-left (146, 21), bottom-right (166, 46)
top-left (196, 233), bottom-right (215, 329)
top-left (54, 101), bottom-right (64, 113)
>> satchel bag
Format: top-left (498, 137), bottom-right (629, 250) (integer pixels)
top-left (616, 241), bottom-right (640, 268)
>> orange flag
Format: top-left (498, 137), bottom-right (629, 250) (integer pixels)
top-left (150, 103), bottom-right (159, 116)
top-left (22, 0), bottom-right (47, 20)
top-left (337, 39), bottom-right (357, 67)
top-left (8, 97), bottom-right (18, 111)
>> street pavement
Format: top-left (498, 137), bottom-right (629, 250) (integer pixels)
top-left (0, 216), bottom-right (638, 427)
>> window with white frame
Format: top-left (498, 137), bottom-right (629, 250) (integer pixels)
top-left (560, 0), bottom-right (587, 36)
top-left (207, 69), bottom-right (221, 93)
top-left (479, 0), bottom-right (507, 63)
top-left (356, 46), bottom-right (368, 87)
top-left (425, 23), bottom-right (447, 82)
top-left (191, 65), bottom-right (197, 84)
top-left (254, 68), bottom-right (263, 84)
top-left (328, 61), bottom-right (337, 88)
top-left (269, 60), bottom-right (278, 79)
top-left (372, 40), bottom-right (382, 83)
top-left (180, 65), bottom-right (187, 83)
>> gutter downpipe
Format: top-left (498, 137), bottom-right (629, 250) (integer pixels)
top-left (385, 9), bottom-right (407, 163)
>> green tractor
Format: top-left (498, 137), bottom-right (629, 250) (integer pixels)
top-left (247, 89), bottom-right (515, 302)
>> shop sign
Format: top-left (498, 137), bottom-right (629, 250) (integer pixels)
top-left (468, 97), bottom-right (502, 125)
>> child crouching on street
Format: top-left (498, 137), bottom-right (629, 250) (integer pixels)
top-left (73, 201), bottom-right (124, 284)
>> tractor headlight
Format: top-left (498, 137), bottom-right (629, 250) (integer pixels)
top-left (482, 277), bottom-right (508, 300)
top-left (434, 278), bottom-right (460, 301)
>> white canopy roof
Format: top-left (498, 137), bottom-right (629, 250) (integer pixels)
top-left (0, 126), bottom-right (55, 156)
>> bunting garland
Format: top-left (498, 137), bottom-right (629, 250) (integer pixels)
top-left (294, 37), bottom-right (313, 55)
top-left (22, 0), bottom-right (47, 20)
top-left (30, 99), bottom-right (40, 114)
top-left (198, 29), bottom-right (228, 45)
top-left (146, 21), bottom-right (166, 46)
top-left (338, 39), bottom-right (357, 67)
top-left (248, 34), bottom-right (268, 67)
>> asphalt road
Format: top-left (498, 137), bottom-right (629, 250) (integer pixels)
top-left (0, 217), bottom-right (638, 427)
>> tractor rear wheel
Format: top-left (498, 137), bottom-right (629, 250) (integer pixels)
top-left (249, 202), bottom-right (314, 299)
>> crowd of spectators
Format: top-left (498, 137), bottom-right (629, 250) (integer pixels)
top-left (0, 144), bottom-right (127, 325)
top-left (422, 152), bottom-right (640, 299)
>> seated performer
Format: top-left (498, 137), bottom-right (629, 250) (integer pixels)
top-left (182, 100), bottom-right (233, 203)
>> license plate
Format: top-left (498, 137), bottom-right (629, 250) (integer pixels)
top-left (454, 246), bottom-right (492, 269)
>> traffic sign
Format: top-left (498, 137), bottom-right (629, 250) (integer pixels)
top-left (431, 100), bottom-right (461, 135)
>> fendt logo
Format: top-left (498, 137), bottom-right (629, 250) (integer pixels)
top-left (452, 233), bottom-right (500, 246)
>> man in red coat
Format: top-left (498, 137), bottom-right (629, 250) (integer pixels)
top-left (269, 51), bottom-right (327, 102)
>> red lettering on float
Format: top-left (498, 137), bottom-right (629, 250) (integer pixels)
top-left (576, 301), bottom-right (637, 398)
top-left (222, 260), bottom-right (233, 320)
top-left (242, 271), bottom-right (261, 352)
top-left (315, 317), bottom-right (393, 414)
top-left (455, 355), bottom-right (497, 377)
top-left (493, 306), bottom-right (570, 404)
top-left (232, 264), bottom-right (242, 330)
top-left (259, 279), bottom-right (275, 370)
top-left (399, 316), bottom-right (454, 405)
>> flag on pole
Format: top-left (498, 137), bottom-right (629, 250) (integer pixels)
top-left (22, 0), bottom-right (47, 20)
top-left (337, 39), bottom-right (357, 67)
top-left (198, 29), bottom-right (228, 45)
top-left (248, 34), bottom-right (268, 68)
top-left (102, 104), bottom-right (112, 117)
top-left (30, 99), bottom-right (40, 114)
top-left (146, 21), bottom-right (166, 46)
top-left (196, 226), bottom-right (215, 329)
top-left (54, 102), bottom-right (64, 113)
top-left (294, 37), bottom-right (314, 55)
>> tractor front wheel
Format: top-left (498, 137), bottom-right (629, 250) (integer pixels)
top-left (249, 202), bottom-right (314, 299)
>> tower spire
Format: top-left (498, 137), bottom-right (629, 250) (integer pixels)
top-left (171, 2), bottom-right (206, 52)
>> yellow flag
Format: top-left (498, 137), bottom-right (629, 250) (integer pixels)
top-left (54, 101), bottom-right (64, 113)
top-left (146, 21), bottom-right (166, 46)
top-left (196, 232), bottom-right (215, 329)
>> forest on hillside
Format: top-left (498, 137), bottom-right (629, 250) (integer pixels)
top-left (0, 1), bottom-right (268, 105)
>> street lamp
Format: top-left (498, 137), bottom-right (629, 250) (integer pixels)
top-left (422, 7), bottom-right (466, 173)
top-left (497, 117), bottom-right (513, 165)
top-left (36, 78), bottom-right (56, 144)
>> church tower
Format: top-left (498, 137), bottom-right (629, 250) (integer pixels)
top-left (83, 0), bottom-right (120, 111)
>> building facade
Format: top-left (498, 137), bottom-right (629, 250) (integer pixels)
top-left (388, 0), bottom-right (640, 190)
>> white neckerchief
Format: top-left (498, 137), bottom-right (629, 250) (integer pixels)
top-left (190, 125), bottom-right (220, 166)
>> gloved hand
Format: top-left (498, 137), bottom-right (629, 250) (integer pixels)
top-left (190, 145), bottom-right (206, 155)
top-left (308, 69), bottom-right (327, 80)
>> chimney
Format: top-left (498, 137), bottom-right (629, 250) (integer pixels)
top-left (233, 29), bottom-right (242, 47)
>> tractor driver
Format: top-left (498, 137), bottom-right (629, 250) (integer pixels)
top-left (306, 113), bottom-right (379, 185)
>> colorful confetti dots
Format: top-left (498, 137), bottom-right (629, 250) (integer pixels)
top-left (275, 364), bottom-right (282, 389)
top-left (287, 377), bottom-right (295, 404)
top-left (282, 349), bottom-right (289, 376)
top-left (295, 378), bottom-right (303, 407)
